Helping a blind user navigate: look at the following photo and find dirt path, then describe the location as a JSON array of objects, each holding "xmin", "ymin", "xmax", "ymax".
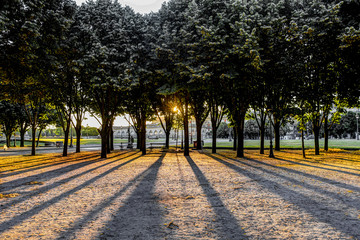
[{"xmin": 0, "ymin": 149, "xmax": 359, "ymax": 239}]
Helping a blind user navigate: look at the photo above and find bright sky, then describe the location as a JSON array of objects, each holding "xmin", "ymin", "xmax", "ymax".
[
  {"xmin": 75, "ymin": 0, "xmax": 168, "ymax": 14},
  {"xmin": 83, "ymin": 112, "xmax": 130, "ymax": 128}
]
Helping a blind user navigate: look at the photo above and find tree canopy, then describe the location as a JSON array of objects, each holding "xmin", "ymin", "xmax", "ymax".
[{"xmin": 1, "ymin": 0, "xmax": 359, "ymax": 158}]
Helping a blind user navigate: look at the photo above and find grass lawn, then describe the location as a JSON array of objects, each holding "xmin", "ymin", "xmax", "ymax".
[
  {"xmin": 4, "ymin": 138, "xmax": 359, "ymax": 150},
  {"xmin": 204, "ymin": 139, "xmax": 360, "ymax": 149}
]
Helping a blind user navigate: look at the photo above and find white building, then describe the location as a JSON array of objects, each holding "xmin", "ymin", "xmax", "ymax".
[{"xmin": 113, "ymin": 120, "xmax": 212, "ymax": 140}]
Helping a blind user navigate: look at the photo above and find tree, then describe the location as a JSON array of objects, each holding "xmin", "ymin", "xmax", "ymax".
[
  {"xmin": 209, "ymin": 97, "xmax": 225, "ymax": 153},
  {"xmin": 0, "ymin": 101, "xmax": 19, "ymax": 147},
  {"xmin": 337, "ymin": 0, "xmax": 360, "ymax": 107},
  {"xmin": 322, "ymin": 103, "xmax": 344, "ymax": 151},
  {"xmin": 36, "ymin": 107, "xmax": 57, "ymax": 147},
  {"xmin": 330, "ymin": 111, "xmax": 358, "ymax": 139},
  {"xmin": 293, "ymin": 0, "xmax": 343, "ymax": 155},
  {"xmin": 157, "ymin": 0, "xmax": 193, "ymax": 156},
  {"xmin": 77, "ymin": 0, "xmax": 130, "ymax": 158},
  {"xmin": 220, "ymin": 0, "xmax": 261, "ymax": 157},
  {"xmin": 254, "ymin": 0, "xmax": 297, "ymax": 152},
  {"xmin": 216, "ymin": 122, "xmax": 230, "ymax": 139},
  {"xmin": 154, "ymin": 94, "xmax": 176, "ymax": 149},
  {"xmin": 47, "ymin": 1, "xmax": 78, "ymax": 156},
  {"xmin": 250, "ymin": 109, "xmax": 267, "ymax": 154},
  {"xmin": 1, "ymin": 0, "xmax": 78, "ymax": 155},
  {"xmin": 18, "ymin": 104, "xmax": 31, "ymax": 147},
  {"xmin": 189, "ymin": 93, "xmax": 209, "ymax": 150}
]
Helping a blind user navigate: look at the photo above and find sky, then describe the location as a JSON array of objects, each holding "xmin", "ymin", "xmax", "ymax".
[
  {"xmin": 75, "ymin": 0, "xmax": 168, "ymax": 127},
  {"xmin": 75, "ymin": 0, "xmax": 168, "ymax": 14}
]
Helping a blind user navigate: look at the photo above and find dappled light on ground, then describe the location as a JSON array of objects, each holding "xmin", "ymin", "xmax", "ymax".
[{"xmin": 0, "ymin": 149, "xmax": 359, "ymax": 239}]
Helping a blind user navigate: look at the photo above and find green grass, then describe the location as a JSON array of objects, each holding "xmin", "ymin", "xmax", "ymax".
[
  {"xmin": 204, "ymin": 139, "xmax": 360, "ymax": 149},
  {"xmin": 3, "ymin": 138, "xmax": 359, "ymax": 149}
]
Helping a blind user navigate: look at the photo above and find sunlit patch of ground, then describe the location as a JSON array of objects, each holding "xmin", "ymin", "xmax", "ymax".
[{"xmin": 0, "ymin": 149, "xmax": 359, "ymax": 239}]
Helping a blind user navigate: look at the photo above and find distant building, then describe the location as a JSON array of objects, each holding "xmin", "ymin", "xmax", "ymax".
[{"xmin": 113, "ymin": 120, "xmax": 213, "ymax": 140}]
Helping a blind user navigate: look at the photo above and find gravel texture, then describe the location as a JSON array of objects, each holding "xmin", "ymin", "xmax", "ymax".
[{"xmin": 0, "ymin": 149, "xmax": 359, "ymax": 239}]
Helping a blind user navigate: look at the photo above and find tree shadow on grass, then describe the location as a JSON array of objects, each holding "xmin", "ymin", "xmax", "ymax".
[
  {"xmin": 206, "ymin": 153, "xmax": 360, "ymax": 239},
  {"xmin": 0, "ymin": 153, "xmax": 142, "ymax": 234},
  {"xmin": 0, "ymin": 151, "xmax": 138, "ymax": 193},
  {"xmin": 273, "ymin": 156, "xmax": 360, "ymax": 176},
  {"xmin": 57, "ymin": 152, "xmax": 166, "ymax": 240},
  {"xmin": 0, "ymin": 155, "xmax": 67, "ymax": 168},
  {"xmin": 0, "ymin": 152, "xmax": 100, "ymax": 178},
  {"xmin": 185, "ymin": 156, "xmax": 248, "ymax": 239}
]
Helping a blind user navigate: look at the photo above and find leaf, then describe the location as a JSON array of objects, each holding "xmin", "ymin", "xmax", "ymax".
[
  {"xmin": 0, "ymin": 193, "xmax": 20, "ymax": 199},
  {"xmin": 166, "ymin": 221, "xmax": 179, "ymax": 229},
  {"xmin": 24, "ymin": 181, "xmax": 44, "ymax": 185}
]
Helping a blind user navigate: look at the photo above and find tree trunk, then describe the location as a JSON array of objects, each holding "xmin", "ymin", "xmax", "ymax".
[
  {"xmin": 5, "ymin": 134, "xmax": 11, "ymax": 148},
  {"xmin": 110, "ymin": 127, "xmax": 114, "ymax": 151},
  {"xmin": 31, "ymin": 126, "xmax": 36, "ymax": 156},
  {"xmin": 313, "ymin": 125, "xmax": 320, "ymax": 155},
  {"xmin": 75, "ymin": 127, "xmax": 81, "ymax": 153},
  {"xmin": 36, "ymin": 128, "xmax": 43, "ymax": 147},
  {"xmin": 165, "ymin": 131, "xmax": 170, "ymax": 149},
  {"xmin": 20, "ymin": 127, "xmax": 26, "ymax": 147},
  {"xmin": 301, "ymin": 129, "xmax": 306, "ymax": 158},
  {"xmin": 260, "ymin": 124, "xmax": 265, "ymax": 154},
  {"xmin": 184, "ymin": 97, "xmax": 190, "ymax": 156},
  {"xmin": 195, "ymin": 118, "xmax": 202, "ymax": 150},
  {"xmin": 236, "ymin": 112, "xmax": 245, "ymax": 158},
  {"xmin": 212, "ymin": 125, "xmax": 217, "ymax": 154},
  {"xmin": 141, "ymin": 116, "xmax": 146, "ymax": 155},
  {"xmin": 107, "ymin": 131, "xmax": 111, "ymax": 154},
  {"xmin": 233, "ymin": 127, "xmax": 237, "ymax": 151},
  {"xmin": 274, "ymin": 119, "xmax": 281, "ymax": 151},
  {"xmin": 324, "ymin": 116, "xmax": 329, "ymax": 151},
  {"xmin": 136, "ymin": 131, "xmax": 140, "ymax": 149},
  {"xmin": 75, "ymin": 119, "xmax": 82, "ymax": 153},
  {"xmin": 99, "ymin": 121, "xmax": 109, "ymax": 158},
  {"xmin": 101, "ymin": 131, "xmax": 107, "ymax": 158},
  {"xmin": 63, "ymin": 120, "xmax": 70, "ymax": 157}
]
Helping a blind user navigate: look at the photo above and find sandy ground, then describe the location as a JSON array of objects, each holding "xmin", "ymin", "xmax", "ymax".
[{"xmin": 0, "ymin": 149, "xmax": 359, "ymax": 239}]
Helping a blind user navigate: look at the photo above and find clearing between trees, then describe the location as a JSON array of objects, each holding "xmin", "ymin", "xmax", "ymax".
[{"xmin": 0, "ymin": 149, "xmax": 359, "ymax": 239}]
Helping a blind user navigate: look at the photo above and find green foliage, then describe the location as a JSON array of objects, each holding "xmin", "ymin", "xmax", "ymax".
[
  {"xmin": 1, "ymin": 0, "xmax": 359, "ymax": 156},
  {"xmin": 330, "ymin": 111, "xmax": 359, "ymax": 138},
  {"xmin": 0, "ymin": 101, "xmax": 20, "ymax": 146}
]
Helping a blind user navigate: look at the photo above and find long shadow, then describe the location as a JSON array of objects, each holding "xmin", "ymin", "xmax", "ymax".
[
  {"xmin": 0, "ymin": 151, "xmax": 138, "ymax": 193},
  {"xmin": 176, "ymin": 154, "xmax": 187, "ymax": 194},
  {"xmin": 305, "ymin": 159, "xmax": 360, "ymax": 173},
  {"xmin": 273, "ymin": 157, "xmax": 360, "ymax": 176},
  {"xmin": 0, "ymin": 152, "xmax": 101, "ymax": 178},
  {"xmin": 227, "ymin": 156, "xmax": 360, "ymax": 210},
  {"xmin": 0, "ymin": 155, "xmax": 67, "ymax": 168},
  {"xmin": 0, "ymin": 150, "xmax": 130, "ymax": 171},
  {"xmin": 0, "ymin": 152, "xmax": 139, "ymax": 211},
  {"xmin": 218, "ymin": 153, "xmax": 360, "ymax": 193},
  {"xmin": 215, "ymin": 153, "xmax": 360, "ymax": 210},
  {"xmin": 280, "ymin": 150, "xmax": 360, "ymax": 163},
  {"xmin": 207, "ymin": 153, "xmax": 360, "ymax": 238},
  {"xmin": 325, "ymin": 156, "xmax": 360, "ymax": 165},
  {"xmin": 0, "ymin": 153, "xmax": 142, "ymax": 233},
  {"xmin": 185, "ymin": 156, "xmax": 248, "ymax": 239},
  {"xmin": 0, "ymin": 150, "xmax": 122, "ymax": 167},
  {"xmin": 1, "ymin": 150, "xmax": 131, "ymax": 177},
  {"xmin": 57, "ymin": 152, "xmax": 166, "ymax": 240},
  {"xmin": 251, "ymin": 151, "xmax": 360, "ymax": 173}
]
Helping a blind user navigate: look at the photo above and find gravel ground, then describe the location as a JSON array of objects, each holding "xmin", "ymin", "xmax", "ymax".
[{"xmin": 0, "ymin": 149, "xmax": 359, "ymax": 239}]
